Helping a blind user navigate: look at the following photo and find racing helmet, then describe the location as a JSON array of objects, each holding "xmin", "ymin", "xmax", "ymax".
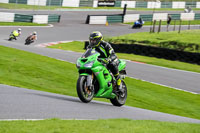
[
  {"xmin": 33, "ymin": 31, "xmax": 37, "ymax": 35},
  {"xmin": 89, "ymin": 31, "xmax": 103, "ymax": 47},
  {"xmin": 18, "ymin": 28, "xmax": 21, "ymax": 31}
]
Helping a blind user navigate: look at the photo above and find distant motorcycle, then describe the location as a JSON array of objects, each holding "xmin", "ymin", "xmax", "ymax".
[
  {"xmin": 132, "ymin": 20, "xmax": 144, "ymax": 29},
  {"xmin": 8, "ymin": 29, "xmax": 21, "ymax": 41},
  {"xmin": 8, "ymin": 33, "xmax": 15, "ymax": 41},
  {"xmin": 25, "ymin": 34, "xmax": 36, "ymax": 45},
  {"xmin": 8, "ymin": 32, "xmax": 18, "ymax": 41}
]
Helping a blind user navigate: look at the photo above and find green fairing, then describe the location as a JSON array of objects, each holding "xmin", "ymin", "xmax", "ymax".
[
  {"xmin": 77, "ymin": 48, "xmax": 126, "ymax": 99},
  {"xmin": 92, "ymin": 65, "xmax": 113, "ymax": 98},
  {"xmin": 118, "ymin": 59, "xmax": 126, "ymax": 71}
]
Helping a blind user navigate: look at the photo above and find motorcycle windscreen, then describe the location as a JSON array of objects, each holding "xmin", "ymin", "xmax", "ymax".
[{"xmin": 82, "ymin": 48, "xmax": 98, "ymax": 58}]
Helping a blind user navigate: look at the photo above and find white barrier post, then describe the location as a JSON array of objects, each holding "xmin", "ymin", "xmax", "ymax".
[
  {"xmin": 93, "ymin": 0, "xmax": 98, "ymax": 8},
  {"xmin": 0, "ymin": 12, "xmax": 15, "ymax": 22},
  {"xmin": 121, "ymin": 1, "xmax": 136, "ymax": 8},
  {"xmin": 0, "ymin": 0, "xmax": 9, "ymax": 3},
  {"xmin": 89, "ymin": 16, "xmax": 107, "ymax": 25},
  {"xmin": 33, "ymin": 15, "xmax": 48, "ymax": 24},
  {"xmin": 62, "ymin": 0, "xmax": 80, "ymax": 7},
  {"xmin": 123, "ymin": 14, "xmax": 139, "ymax": 23},
  {"xmin": 197, "ymin": 2, "xmax": 200, "ymax": 8}
]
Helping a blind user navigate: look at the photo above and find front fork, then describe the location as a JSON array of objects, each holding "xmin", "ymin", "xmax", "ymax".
[
  {"xmin": 86, "ymin": 75, "xmax": 92, "ymax": 87},
  {"xmin": 84, "ymin": 74, "xmax": 94, "ymax": 94}
]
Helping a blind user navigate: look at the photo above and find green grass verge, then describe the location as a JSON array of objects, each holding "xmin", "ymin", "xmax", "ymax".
[
  {"xmin": 0, "ymin": 22, "xmax": 47, "ymax": 26},
  {"xmin": 1, "ymin": 45, "xmax": 200, "ymax": 120},
  {"xmin": 125, "ymin": 20, "xmax": 200, "ymax": 26},
  {"xmin": 0, "ymin": 119, "xmax": 200, "ymax": 133},
  {"xmin": 105, "ymin": 30, "xmax": 200, "ymax": 53},
  {"xmin": 48, "ymin": 41, "xmax": 200, "ymax": 73}
]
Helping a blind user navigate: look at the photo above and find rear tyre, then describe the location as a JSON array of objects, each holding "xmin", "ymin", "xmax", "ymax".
[
  {"xmin": 110, "ymin": 80, "xmax": 127, "ymax": 106},
  {"xmin": 76, "ymin": 76, "xmax": 94, "ymax": 103}
]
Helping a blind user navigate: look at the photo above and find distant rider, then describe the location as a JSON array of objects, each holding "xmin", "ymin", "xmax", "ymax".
[
  {"xmin": 26, "ymin": 31, "xmax": 37, "ymax": 43},
  {"xmin": 10, "ymin": 28, "xmax": 22, "ymax": 40},
  {"xmin": 87, "ymin": 31, "xmax": 122, "ymax": 92},
  {"xmin": 132, "ymin": 18, "xmax": 144, "ymax": 28}
]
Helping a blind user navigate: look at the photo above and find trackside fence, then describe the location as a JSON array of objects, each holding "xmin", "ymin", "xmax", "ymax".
[
  {"xmin": 86, "ymin": 13, "xmax": 200, "ymax": 24},
  {"xmin": 1, "ymin": 0, "xmax": 200, "ymax": 9}
]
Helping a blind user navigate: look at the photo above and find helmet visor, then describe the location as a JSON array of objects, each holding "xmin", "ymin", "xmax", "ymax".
[{"xmin": 89, "ymin": 38, "xmax": 98, "ymax": 47}]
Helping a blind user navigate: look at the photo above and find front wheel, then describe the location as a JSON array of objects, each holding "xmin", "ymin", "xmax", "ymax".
[
  {"xmin": 76, "ymin": 76, "xmax": 94, "ymax": 103},
  {"xmin": 8, "ymin": 37, "xmax": 13, "ymax": 41},
  {"xmin": 110, "ymin": 80, "xmax": 127, "ymax": 106},
  {"xmin": 25, "ymin": 42, "xmax": 30, "ymax": 45}
]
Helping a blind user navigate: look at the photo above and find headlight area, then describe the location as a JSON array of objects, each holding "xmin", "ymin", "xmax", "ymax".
[
  {"xmin": 84, "ymin": 61, "xmax": 94, "ymax": 68},
  {"xmin": 76, "ymin": 60, "xmax": 81, "ymax": 68}
]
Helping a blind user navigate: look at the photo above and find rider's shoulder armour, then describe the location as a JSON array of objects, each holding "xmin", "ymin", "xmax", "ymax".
[{"xmin": 100, "ymin": 40, "xmax": 111, "ymax": 49}]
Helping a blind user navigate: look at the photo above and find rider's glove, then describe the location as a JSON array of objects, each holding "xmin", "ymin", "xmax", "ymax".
[
  {"xmin": 104, "ymin": 58, "xmax": 111, "ymax": 64},
  {"xmin": 98, "ymin": 58, "xmax": 111, "ymax": 64},
  {"xmin": 97, "ymin": 58, "xmax": 104, "ymax": 63}
]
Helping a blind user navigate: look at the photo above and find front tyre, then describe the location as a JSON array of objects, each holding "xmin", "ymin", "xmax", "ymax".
[
  {"xmin": 8, "ymin": 37, "xmax": 12, "ymax": 41},
  {"xmin": 76, "ymin": 76, "xmax": 94, "ymax": 103},
  {"xmin": 110, "ymin": 80, "xmax": 127, "ymax": 106}
]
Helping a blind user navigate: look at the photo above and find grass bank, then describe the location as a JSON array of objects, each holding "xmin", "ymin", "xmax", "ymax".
[
  {"xmin": 48, "ymin": 41, "xmax": 200, "ymax": 73},
  {"xmin": 0, "ymin": 119, "xmax": 200, "ymax": 133},
  {"xmin": 0, "ymin": 22, "xmax": 47, "ymax": 26},
  {"xmin": 105, "ymin": 30, "xmax": 200, "ymax": 53},
  {"xmin": 1, "ymin": 45, "xmax": 200, "ymax": 119}
]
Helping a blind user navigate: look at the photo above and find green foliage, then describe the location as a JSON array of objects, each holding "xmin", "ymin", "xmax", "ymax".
[{"xmin": 0, "ymin": 119, "xmax": 200, "ymax": 133}]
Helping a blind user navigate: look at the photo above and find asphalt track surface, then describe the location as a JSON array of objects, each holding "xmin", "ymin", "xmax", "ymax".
[
  {"xmin": 0, "ymin": 10, "xmax": 200, "ymax": 123},
  {"xmin": 1, "ymin": 84, "xmax": 200, "ymax": 123}
]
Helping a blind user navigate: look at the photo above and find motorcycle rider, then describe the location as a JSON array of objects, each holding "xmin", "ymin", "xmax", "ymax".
[
  {"xmin": 10, "ymin": 28, "xmax": 22, "ymax": 40},
  {"xmin": 26, "ymin": 31, "xmax": 37, "ymax": 43},
  {"xmin": 88, "ymin": 31, "xmax": 122, "ymax": 92}
]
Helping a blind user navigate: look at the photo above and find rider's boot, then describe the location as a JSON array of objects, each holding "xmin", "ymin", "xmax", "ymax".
[{"xmin": 114, "ymin": 73, "xmax": 123, "ymax": 92}]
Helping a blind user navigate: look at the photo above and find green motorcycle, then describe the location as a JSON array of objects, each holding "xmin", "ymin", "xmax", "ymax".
[{"xmin": 76, "ymin": 48, "xmax": 127, "ymax": 106}]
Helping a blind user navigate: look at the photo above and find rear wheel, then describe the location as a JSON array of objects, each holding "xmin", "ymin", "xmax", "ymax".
[
  {"xmin": 76, "ymin": 76, "xmax": 94, "ymax": 103},
  {"xmin": 110, "ymin": 80, "xmax": 127, "ymax": 106}
]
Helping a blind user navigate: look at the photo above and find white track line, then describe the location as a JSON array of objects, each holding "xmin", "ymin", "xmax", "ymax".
[
  {"xmin": 128, "ymin": 60, "xmax": 200, "ymax": 75},
  {"xmin": 128, "ymin": 76, "xmax": 198, "ymax": 94}
]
